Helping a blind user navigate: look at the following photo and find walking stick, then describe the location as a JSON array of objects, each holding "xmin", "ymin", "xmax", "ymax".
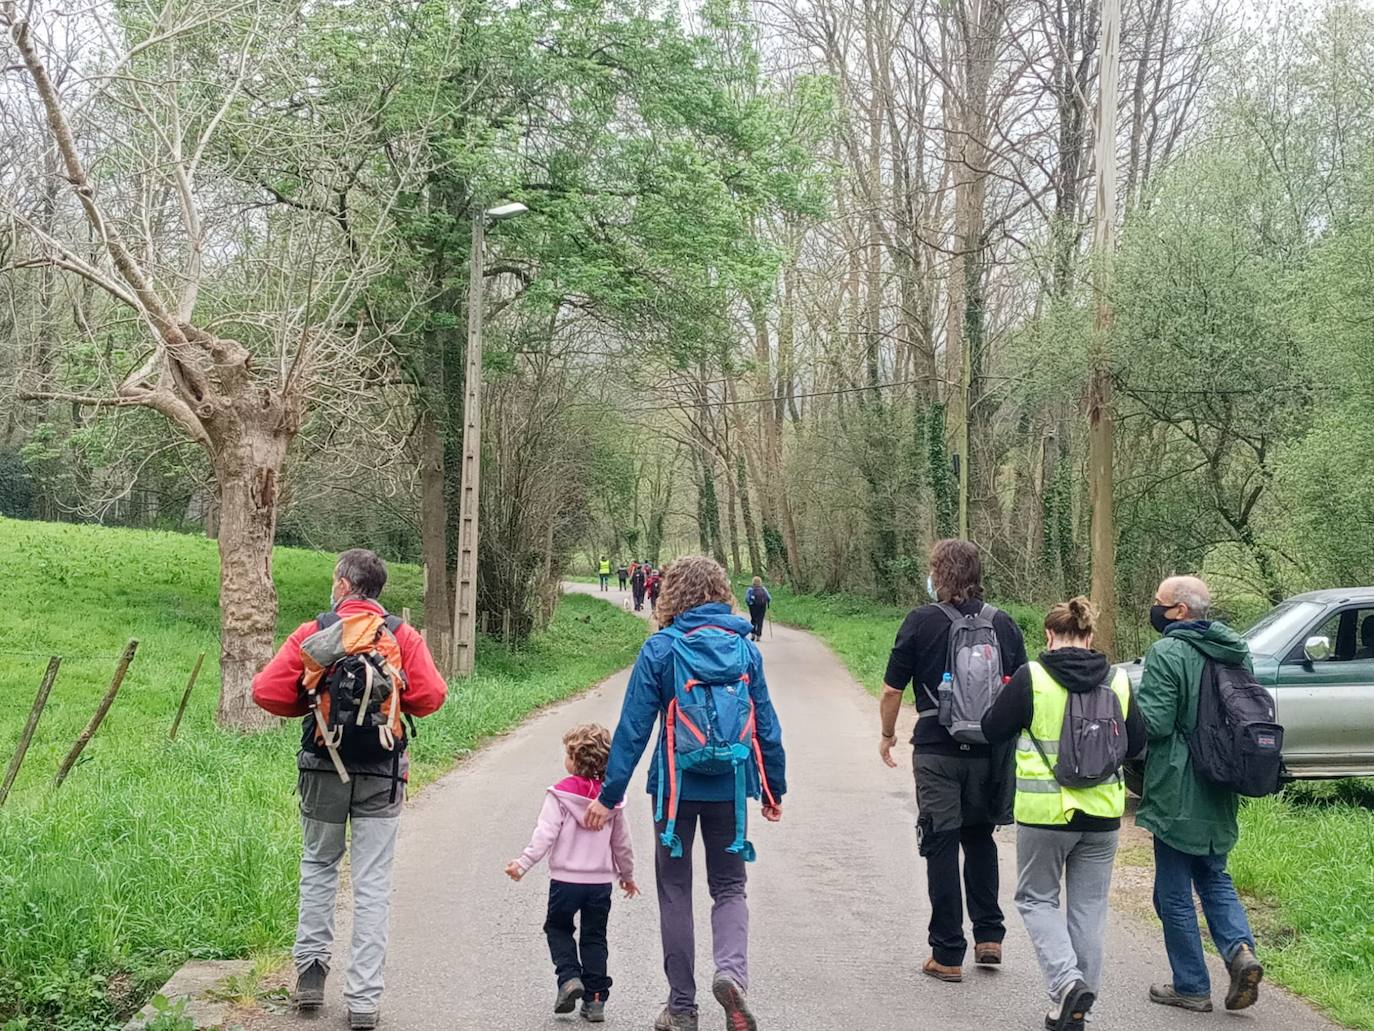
[{"xmin": 768, "ymin": 612, "xmax": 774, "ymax": 639}]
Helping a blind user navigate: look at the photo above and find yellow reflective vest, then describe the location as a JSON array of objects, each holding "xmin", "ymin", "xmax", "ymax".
[
  {"xmin": 599, "ymin": 559, "xmax": 611, "ymax": 575},
  {"xmin": 1014, "ymin": 661, "xmax": 1131, "ymax": 826}
]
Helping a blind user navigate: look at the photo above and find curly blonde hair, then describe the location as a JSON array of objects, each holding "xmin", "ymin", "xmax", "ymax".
[
  {"xmin": 563, "ymin": 723, "xmax": 611, "ymax": 780},
  {"xmin": 654, "ymin": 555, "xmax": 735, "ymax": 628}
]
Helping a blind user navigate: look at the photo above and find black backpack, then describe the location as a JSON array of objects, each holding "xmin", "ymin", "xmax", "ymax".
[
  {"xmin": 1031, "ymin": 671, "xmax": 1130, "ymax": 789},
  {"xmin": 1188, "ymin": 659, "xmax": 1284, "ymax": 797}
]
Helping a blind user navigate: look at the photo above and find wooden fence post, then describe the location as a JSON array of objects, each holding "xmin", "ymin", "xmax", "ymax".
[
  {"xmin": 168, "ymin": 652, "xmax": 205, "ymax": 741},
  {"xmin": 402, "ymin": 607, "xmax": 412, "ymax": 626},
  {"xmin": 54, "ymin": 639, "xmax": 138, "ymax": 788},
  {"xmin": 0, "ymin": 657, "xmax": 61, "ymax": 808},
  {"xmin": 502, "ymin": 610, "xmax": 512, "ymax": 647}
]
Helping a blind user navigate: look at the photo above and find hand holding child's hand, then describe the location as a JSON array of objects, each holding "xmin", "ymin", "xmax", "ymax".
[
  {"xmin": 505, "ymin": 861, "xmax": 524, "ymax": 882},
  {"xmin": 620, "ymin": 878, "xmax": 640, "ymax": 899}
]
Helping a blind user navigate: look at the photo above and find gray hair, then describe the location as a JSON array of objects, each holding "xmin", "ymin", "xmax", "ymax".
[
  {"xmin": 1161, "ymin": 575, "xmax": 1212, "ymax": 619},
  {"xmin": 335, "ymin": 549, "xmax": 387, "ymax": 599}
]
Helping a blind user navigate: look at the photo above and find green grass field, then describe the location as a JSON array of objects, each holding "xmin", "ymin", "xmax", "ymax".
[
  {"xmin": 760, "ymin": 582, "xmax": 1374, "ymax": 1030},
  {"xmin": 0, "ymin": 517, "xmax": 647, "ymax": 1031}
]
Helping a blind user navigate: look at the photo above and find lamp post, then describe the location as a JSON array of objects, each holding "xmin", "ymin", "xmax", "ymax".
[{"xmin": 451, "ymin": 200, "xmax": 529, "ymax": 676}]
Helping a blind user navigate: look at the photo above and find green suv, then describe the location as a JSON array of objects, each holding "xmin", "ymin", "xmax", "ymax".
[{"xmin": 1124, "ymin": 588, "xmax": 1374, "ymax": 782}]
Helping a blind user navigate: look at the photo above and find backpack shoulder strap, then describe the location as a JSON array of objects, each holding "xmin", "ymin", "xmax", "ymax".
[
  {"xmin": 935, "ymin": 602, "xmax": 965, "ymax": 624},
  {"xmin": 383, "ymin": 614, "xmax": 404, "ymax": 634},
  {"xmin": 316, "ymin": 611, "xmax": 341, "ymax": 630}
]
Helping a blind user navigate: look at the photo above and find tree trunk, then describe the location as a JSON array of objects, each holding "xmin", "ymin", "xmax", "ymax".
[
  {"xmin": 419, "ymin": 410, "xmax": 451, "ymax": 640},
  {"xmin": 212, "ymin": 420, "xmax": 291, "ymax": 730}
]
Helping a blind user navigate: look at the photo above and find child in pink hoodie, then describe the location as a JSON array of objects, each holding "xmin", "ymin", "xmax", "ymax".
[{"xmin": 506, "ymin": 723, "xmax": 637, "ymax": 1023}]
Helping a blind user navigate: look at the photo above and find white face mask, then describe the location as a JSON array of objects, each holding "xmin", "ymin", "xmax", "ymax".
[{"xmin": 926, "ymin": 574, "xmax": 937, "ymax": 601}]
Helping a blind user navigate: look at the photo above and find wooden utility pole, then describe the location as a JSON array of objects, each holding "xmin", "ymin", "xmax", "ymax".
[
  {"xmin": 1089, "ymin": 0, "xmax": 1122, "ymax": 657},
  {"xmin": 451, "ymin": 213, "xmax": 486, "ymax": 677}
]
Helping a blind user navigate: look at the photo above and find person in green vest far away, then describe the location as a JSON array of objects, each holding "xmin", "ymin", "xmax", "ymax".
[
  {"xmin": 981, "ymin": 597, "xmax": 1146, "ymax": 1031},
  {"xmin": 598, "ymin": 557, "xmax": 612, "ymax": 592},
  {"xmin": 1136, "ymin": 575, "xmax": 1266, "ymax": 1014}
]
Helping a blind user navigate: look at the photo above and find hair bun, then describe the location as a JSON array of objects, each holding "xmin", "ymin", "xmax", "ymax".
[{"xmin": 1068, "ymin": 596, "xmax": 1095, "ymax": 632}]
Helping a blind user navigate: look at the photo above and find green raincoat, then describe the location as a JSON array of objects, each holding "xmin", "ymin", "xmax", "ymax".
[{"xmin": 1135, "ymin": 621, "xmax": 1252, "ymax": 856}]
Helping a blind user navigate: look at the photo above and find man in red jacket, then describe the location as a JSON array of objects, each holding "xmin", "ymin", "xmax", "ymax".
[{"xmin": 253, "ymin": 549, "xmax": 447, "ymax": 1030}]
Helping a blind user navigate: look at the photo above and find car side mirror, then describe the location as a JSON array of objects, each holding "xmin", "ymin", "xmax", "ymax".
[{"xmin": 1303, "ymin": 635, "xmax": 1331, "ymax": 662}]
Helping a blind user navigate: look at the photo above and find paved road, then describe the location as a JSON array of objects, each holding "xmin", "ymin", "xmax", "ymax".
[{"xmin": 303, "ymin": 584, "xmax": 1336, "ymax": 1031}]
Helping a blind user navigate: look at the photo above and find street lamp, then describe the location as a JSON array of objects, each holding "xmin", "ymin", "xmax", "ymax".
[{"xmin": 451, "ymin": 200, "xmax": 529, "ymax": 677}]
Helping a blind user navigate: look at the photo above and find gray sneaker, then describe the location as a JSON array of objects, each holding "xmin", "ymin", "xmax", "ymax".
[
  {"xmin": 1149, "ymin": 983, "xmax": 1214, "ymax": 1013},
  {"xmin": 556, "ymin": 978, "xmax": 586, "ymax": 1015},
  {"xmin": 712, "ymin": 974, "xmax": 758, "ymax": 1031},
  {"xmin": 348, "ymin": 1010, "xmax": 379, "ymax": 1030},
  {"xmin": 654, "ymin": 1007, "xmax": 700, "ymax": 1031},
  {"xmin": 580, "ymin": 992, "xmax": 606, "ymax": 1023},
  {"xmin": 292, "ymin": 961, "xmax": 327, "ymax": 1011}
]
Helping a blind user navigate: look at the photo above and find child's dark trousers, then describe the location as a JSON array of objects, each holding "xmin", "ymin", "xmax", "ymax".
[{"xmin": 545, "ymin": 880, "xmax": 614, "ymax": 997}]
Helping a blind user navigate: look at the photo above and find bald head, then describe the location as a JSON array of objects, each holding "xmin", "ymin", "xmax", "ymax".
[{"xmin": 1157, "ymin": 575, "xmax": 1212, "ymax": 620}]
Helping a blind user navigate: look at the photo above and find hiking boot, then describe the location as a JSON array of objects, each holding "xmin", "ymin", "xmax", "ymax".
[
  {"xmin": 654, "ymin": 1008, "xmax": 699, "ymax": 1031},
  {"xmin": 348, "ymin": 1011, "xmax": 379, "ymax": 1030},
  {"xmin": 922, "ymin": 957, "xmax": 963, "ymax": 982},
  {"xmin": 580, "ymin": 992, "xmax": 606, "ymax": 1023},
  {"xmin": 712, "ymin": 975, "xmax": 757, "ymax": 1031},
  {"xmin": 292, "ymin": 961, "xmax": 327, "ymax": 1011},
  {"xmin": 1044, "ymin": 981, "xmax": 1095, "ymax": 1031},
  {"xmin": 974, "ymin": 942, "xmax": 1003, "ymax": 966},
  {"xmin": 1225, "ymin": 944, "xmax": 1264, "ymax": 1011},
  {"xmin": 1149, "ymin": 983, "xmax": 1213, "ymax": 1012},
  {"xmin": 556, "ymin": 978, "xmax": 586, "ymax": 1015}
]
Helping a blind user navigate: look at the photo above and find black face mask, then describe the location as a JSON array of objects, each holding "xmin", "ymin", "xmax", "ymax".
[{"xmin": 1150, "ymin": 603, "xmax": 1177, "ymax": 635}]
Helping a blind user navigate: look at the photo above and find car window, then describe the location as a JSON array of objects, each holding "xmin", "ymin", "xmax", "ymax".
[
  {"xmin": 1245, "ymin": 600, "xmax": 1323, "ymax": 658},
  {"xmin": 1300, "ymin": 607, "xmax": 1374, "ymax": 662}
]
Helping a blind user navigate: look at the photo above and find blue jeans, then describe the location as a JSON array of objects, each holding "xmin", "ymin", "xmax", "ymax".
[{"xmin": 1152, "ymin": 837, "xmax": 1256, "ymax": 996}]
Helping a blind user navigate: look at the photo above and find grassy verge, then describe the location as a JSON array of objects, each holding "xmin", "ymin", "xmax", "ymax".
[
  {"xmin": 0, "ymin": 518, "xmax": 646, "ymax": 1031},
  {"xmin": 752, "ymin": 580, "xmax": 1373, "ymax": 1028}
]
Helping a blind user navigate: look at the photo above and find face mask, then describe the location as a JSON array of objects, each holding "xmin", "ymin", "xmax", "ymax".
[
  {"xmin": 926, "ymin": 574, "xmax": 937, "ymax": 601},
  {"xmin": 1150, "ymin": 603, "xmax": 1176, "ymax": 634}
]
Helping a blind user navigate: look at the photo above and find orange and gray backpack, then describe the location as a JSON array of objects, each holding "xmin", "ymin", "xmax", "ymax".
[{"xmin": 299, "ymin": 609, "xmax": 412, "ymax": 799}]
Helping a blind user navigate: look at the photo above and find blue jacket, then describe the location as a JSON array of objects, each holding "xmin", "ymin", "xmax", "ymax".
[{"xmin": 599, "ymin": 603, "xmax": 787, "ymax": 808}]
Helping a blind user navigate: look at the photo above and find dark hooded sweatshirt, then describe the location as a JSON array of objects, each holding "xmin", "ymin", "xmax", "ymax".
[{"xmin": 981, "ymin": 647, "xmax": 1146, "ymax": 832}]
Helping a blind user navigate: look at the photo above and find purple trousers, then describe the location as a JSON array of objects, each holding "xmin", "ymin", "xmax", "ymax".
[{"xmin": 654, "ymin": 801, "xmax": 749, "ymax": 1013}]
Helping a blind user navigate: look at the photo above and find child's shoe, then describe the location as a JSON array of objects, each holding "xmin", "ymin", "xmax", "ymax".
[
  {"xmin": 580, "ymin": 993, "xmax": 605, "ymax": 1023},
  {"xmin": 555, "ymin": 978, "xmax": 585, "ymax": 1014}
]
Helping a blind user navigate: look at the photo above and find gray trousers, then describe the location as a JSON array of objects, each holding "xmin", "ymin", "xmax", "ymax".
[
  {"xmin": 294, "ymin": 770, "xmax": 404, "ymax": 1013},
  {"xmin": 654, "ymin": 801, "xmax": 749, "ymax": 1014},
  {"xmin": 1014, "ymin": 825, "xmax": 1119, "ymax": 1003}
]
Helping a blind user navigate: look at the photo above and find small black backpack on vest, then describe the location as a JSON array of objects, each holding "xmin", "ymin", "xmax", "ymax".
[{"xmin": 1188, "ymin": 659, "xmax": 1284, "ymax": 797}]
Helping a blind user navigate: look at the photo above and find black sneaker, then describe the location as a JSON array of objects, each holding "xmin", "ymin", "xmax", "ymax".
[
  {"xmin": 712, "ymin": 974, "xmax": 758, "ymax": 1031},
  {"xmin": 581, "ymin": 993, "xmax": 606, "ymax": 1023},
  {"xmin": 556, "ymin": 978, "xmax": 585, "ymax": 1015},
  {"xmin": 1045, "ymin": 981, "xmax": 1095, "ymax": 1031},
  {"xmin": 348, "ymin": 1010, "xmax": 379, "ymax": 1030},
  {"xmin": 1225, "ymin": 945, "xmax": 1264, "ymax": 1011},
  {"xmin": 292, "ymin": 961, "xmax": 327, "ymax": 1011}
]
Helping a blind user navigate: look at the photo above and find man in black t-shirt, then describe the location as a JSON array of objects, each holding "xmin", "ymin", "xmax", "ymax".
[{"xmin": 878, "ymin": 539, "xmax": 1027, "ymax": 983}]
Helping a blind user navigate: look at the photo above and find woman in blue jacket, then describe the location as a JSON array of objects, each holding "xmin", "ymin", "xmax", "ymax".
[{"xmin": 586, "ymin": 555, "xmax": 786, "ymax": 1031}]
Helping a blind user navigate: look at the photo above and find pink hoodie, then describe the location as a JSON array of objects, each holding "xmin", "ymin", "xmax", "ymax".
[{"xmin": 515, "ymin": 776, "xmax": 635, "ymax": 884}]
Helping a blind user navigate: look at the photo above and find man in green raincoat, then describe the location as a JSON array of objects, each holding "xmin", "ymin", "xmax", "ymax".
[{"xmin": 1136, "ymin": 575, "xmax": 1264, "ymax": 1016}]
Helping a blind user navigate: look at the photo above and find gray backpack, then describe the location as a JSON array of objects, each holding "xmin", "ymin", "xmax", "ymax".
[
  {"xmin": 937, "ymin": 603, "xmax": 1005, "ymax": 744},
  {"xmin": 1030, "ymin": 667, "xmax": 1129, "ymax": 789}
]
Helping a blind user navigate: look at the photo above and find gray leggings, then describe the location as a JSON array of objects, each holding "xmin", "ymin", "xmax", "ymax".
[{"xmin": 654, "ymin": 801, "xmax": 749, "ymax": 1013}]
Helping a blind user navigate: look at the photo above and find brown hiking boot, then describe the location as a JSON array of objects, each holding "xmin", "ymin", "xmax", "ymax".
[
  {"xmin": 974, "ymin": 942, "xmax": 1003, "ymax": 966},
  {"xmin": 922, "ymin": 957, "xmax": 963, "ymax": 982},
  {"xmin": 1149, "ymin": 983, "xmax": 1213, "ymax": 1012},
  {"xmin": 1225, "ymin": 945, "xmax": 1264, "ymax": 1011}
]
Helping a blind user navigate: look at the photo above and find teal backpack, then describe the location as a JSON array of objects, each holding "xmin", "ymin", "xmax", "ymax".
[{"xmin": 655, "ymin": 624, "xmax": 776, "ymax": 862}]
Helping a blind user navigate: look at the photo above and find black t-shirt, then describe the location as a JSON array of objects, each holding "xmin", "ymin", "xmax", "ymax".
[{"xmin": 883, "ymin": 599, "xmax": 1028, "ymax": 756}]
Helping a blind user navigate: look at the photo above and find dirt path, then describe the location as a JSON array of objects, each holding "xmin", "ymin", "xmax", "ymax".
[{"xmin": 281, "ymin": 584, "xmax": 1336, "ymax": 1030}]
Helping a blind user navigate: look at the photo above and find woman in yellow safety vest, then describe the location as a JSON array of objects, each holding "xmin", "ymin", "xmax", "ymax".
[{"xmin": 980, "ymin": 597, "xmax": 1145, "ymax": 1031}]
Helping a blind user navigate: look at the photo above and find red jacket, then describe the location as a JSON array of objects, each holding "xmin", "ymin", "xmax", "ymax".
[{"xmin": 251, "ymin": 599, "xmax": 448, "ymax": 719}]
